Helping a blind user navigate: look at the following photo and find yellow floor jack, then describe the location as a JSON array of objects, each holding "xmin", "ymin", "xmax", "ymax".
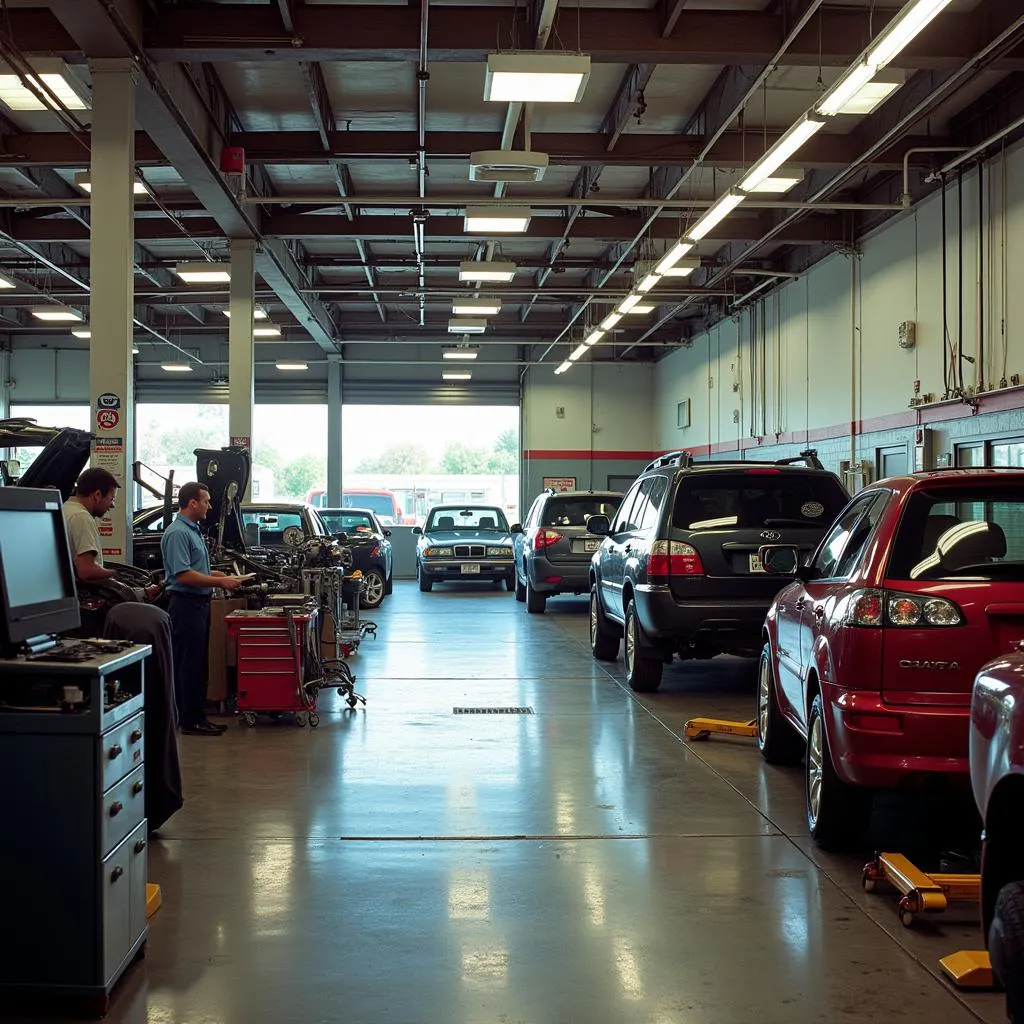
[
  {"xmin": 861, "ymin": 852, "xmax": 993, "ymax": 989},
  {"xmin": 684, "ymin": 717, "xmax": 758, "ymax": 742}
]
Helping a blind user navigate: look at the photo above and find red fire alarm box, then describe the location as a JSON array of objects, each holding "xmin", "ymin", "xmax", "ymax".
[{"xmin": 220, "ymin": 147, "xmax": 245, "ymax": 174}]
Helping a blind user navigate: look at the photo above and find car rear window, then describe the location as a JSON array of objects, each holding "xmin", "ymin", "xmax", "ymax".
[
  {"xmin": 542, "ymin": 496, "xmax": 621, "ymax": 527},
  {"xmin": 888, "ymin": 486, "xmax": 1024, "ymax": 581},
  {"xmin": 321, "ymin": 512, "xmax": 374, "ymax": 534},
  {"xmin": 671, "ymin": 471, "xmax": 849, "ymax": 530}
]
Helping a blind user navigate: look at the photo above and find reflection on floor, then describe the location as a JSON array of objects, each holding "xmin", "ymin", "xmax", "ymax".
[{"xmin": 19, "ymin": 582, "xmax": 1003, "ymax": 1023}]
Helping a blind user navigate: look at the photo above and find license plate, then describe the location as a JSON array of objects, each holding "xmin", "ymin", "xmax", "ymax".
[
  {"xmin": 461, "ymin": 563, "xmax": 480, "ymax": 574},
  {"xmin": 584, "ymin": 539, "xmax": 600, "ymax": 552},
  {"xmin": 749, "ymin": 554, "xmax": 765, "ymax": 573}
]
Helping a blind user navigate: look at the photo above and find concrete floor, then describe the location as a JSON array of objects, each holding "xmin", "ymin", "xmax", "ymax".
[{"xmin": 47, "ymin": 584, "xmax": 1010, "ymax": 1022}]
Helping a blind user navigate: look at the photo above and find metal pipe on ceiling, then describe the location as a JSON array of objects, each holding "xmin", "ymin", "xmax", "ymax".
[
  {"xmin": 901, "ymin": 146, "xmax": 969, "ymax": 206},
  {"xmin": 413, "ymin": 0, "xmax": 430, "ymax": 327},
  {"xmin": 926, "ymin": 111, "xmax": 1024, "ymax": 181}
]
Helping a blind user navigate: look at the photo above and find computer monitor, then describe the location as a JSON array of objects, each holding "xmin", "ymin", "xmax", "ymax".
[{"xmin": 0, "ymin": 487, "xmax": 80, "ymax": 656}]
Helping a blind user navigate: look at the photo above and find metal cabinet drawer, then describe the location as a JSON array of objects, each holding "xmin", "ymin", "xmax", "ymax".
[
  {"xmin": 101, "ymin": 711, "xmax": 145, "ymax": 792},
  {"xmin": 128, "ymin": 822, "xmax": 149, "ymax": 956},
  {"xmin": 102, "ymin": 763, "xmax": 145, "ymax": 857},
  {"xmin": 102, "ymin": 820, "xmax": 148, "ymax": 985}
]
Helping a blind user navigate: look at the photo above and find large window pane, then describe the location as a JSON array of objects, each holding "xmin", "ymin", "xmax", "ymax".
[
  {"xmin": 9, "ymin": 404, "xmax": 90, "ymax": 473},
  {"xmin": 252, "ymin": 404, "xmax": 327, "ymax": 501},
  {"xmin": 135, "ymin": 403, "xmax": 228, "ymax": 505}
]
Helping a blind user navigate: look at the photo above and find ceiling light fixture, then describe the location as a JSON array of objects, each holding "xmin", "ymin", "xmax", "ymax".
[
  {"xmin": 223, "ymin": 308, "xmax": 268, "ymax": 320},
  {"xmin": 442, "ymin": 370, "xmax": 473, "ymax": 381},
  {"xmin": 452, "ymin": 298, "xmax": 502, "ymax": 316},
  {"xmin": 688, "ymin": 191, "xmax": 745, "ymax": 241},
  {"xmin": 600, "ymin": 311, "xmax": 623, "ymax": 331},
  {"xmin": 443, "ymin": 347, "xmax": 480, "ymax": 360},
  {"xmin": 737, "ymin": 115, "xmax": 826, "ymax": 193},
  {"xmin": 616, "ymin": 294, "xmax": 645, "ymax": 314},
  {"xmin": 569, "ymin": 343, "xmax": 589, "ymax": 361},
  {"xmin": 175, "ymin": 262, "xmax": 231, "ymax": 283},
  {"xmin": 637, "ymin": 273, "xmax": 661, "ymax": 293},
  {"xmin": 458, "ymin": 260, "xmax": 516, "ymax": 282},
  {"xmin": 743, "ymin": 171, "xmax": 804, "ymax": 194},
  {"xmin": 464, "ymin": 206, "xmax": 531, "ymax": 233},
  {"xmin": 821, "ymin": 70, "xmax": 906, "ymax": 116},
  {"xmin": 132, "ymin": 346, "xmax": 139, "ymax": 355},
  {"xmin": 253, "ymin": 325, "xmax": 282, "ymax": 338},
  {"xmin": 160, "ymin": 361, "xmax": 193, "ymax": 373},
  {"xmin": 583, "ymin": 329, "xmax": 604, "ymax": 346},
  {"xmin": 0, "ymin": 271, "xmax": 15, "ymax": 289},
  {"xmin": 866, "ymin": 0, "xmax": 955, "ymax": 72},
  {"xmin": 74, "ymin": 171, "xmax": 150, "ymax": 196},
  {"xmin": 0, "ymin": 58, "xmax": 90, "ymax": 111},
  {"xmin": 31, "ymin": 305, "xmax": 83, "ymax": 322},
  {"xmin": 661, "ymin": 258, "xmax": 701, "ymax": 277},
  {"xmin": 70, "ymin": 327, "xmax": 90, "ymax": 338},
  {"xmin": 483, "ymin": 53, "xmax": 591, "ymax": 104},
  {"xmin": 554, "ymin": 360, "xmax": 571, "ymax": 375},
  {"xmin": 816, "ymin": 62, "xmax": 878, "ymax": 116},
  {"xmin": 448, "ymin": 318, "xmax": 488, "ymax": 334},
  {"xmin": 275, "ymin": 361, "xmax": 308, "ymax": 371},
  {"xmin": 654, "ymin": 240, "xmax": 694, "ymax": 276}
]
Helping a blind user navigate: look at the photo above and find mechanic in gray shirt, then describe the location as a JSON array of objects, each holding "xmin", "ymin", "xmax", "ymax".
[{"xmin": 62, "ymin": 467, "xmax": 120, "ymax": 583}]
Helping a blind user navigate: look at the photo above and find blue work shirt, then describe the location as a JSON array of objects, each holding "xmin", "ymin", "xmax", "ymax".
[{"xmin": 161, "ymin": 513, "xmax": 213, "ymax": 595}]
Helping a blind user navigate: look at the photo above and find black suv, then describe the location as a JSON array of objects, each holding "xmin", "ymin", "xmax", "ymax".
[{"xmin": 587, "ymin": 450, "xmax": 849, "ymax": 692}]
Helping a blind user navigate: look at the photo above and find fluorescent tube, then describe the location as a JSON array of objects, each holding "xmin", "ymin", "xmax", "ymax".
[{"xmin": 688, "ymin": 192, "xmax": 745, "ymax": 241}]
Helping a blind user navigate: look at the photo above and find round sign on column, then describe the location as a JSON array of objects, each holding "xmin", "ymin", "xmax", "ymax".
[{"xmin": 96, "ymin": 408, "xmax": 120, "ymax": 431}]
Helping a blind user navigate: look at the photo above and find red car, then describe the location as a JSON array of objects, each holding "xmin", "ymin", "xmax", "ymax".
[
  {"xmin": 970, "ymin": 650, "xmax": 1024, "ymax": 1021},
  {"xmin": 757, "ymin": 468, "xmax": 1024, "ymax": 849}
]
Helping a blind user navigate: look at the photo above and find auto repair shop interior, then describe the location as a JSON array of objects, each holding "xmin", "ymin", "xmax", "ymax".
[{"xmin": 2, "ymin": 0, "xmax": 1024, "ymax": 1021}]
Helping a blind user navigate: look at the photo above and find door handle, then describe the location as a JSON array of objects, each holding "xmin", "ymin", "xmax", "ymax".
[{"xmin": 794, "ymin": 598, "xmax": 806, "ymax": 611}]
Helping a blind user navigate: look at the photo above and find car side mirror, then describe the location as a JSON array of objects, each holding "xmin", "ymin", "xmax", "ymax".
[
  {"xmin": 412, "ymin": 526, "xmax": 422, "ymax": 535},
  {"xmin": 588, "ymin": 514, "xmax": 611, "ymax": 536},
  {"xmin": 383, "ymin": 529, "xmax": 392, "ymax": 537},
  {"xmin": 510, "ymin": 523, "xmax": 523, "ymax": 534},
  {"xmin": 758, "ymin": 544, "xmax": 803, "ymax": 576}
]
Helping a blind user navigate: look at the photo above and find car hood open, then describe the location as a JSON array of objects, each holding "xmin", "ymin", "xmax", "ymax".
[
  {"xmin": 195, "ymin": 446, "xmax": 249, "ymax": 552},
  {"xmin": 0, "ymin": 418, "xmax": 92, "ymax": 499}
]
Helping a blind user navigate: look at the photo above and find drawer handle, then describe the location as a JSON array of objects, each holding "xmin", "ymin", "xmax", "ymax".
[
  {"xmin": 129, "ymin": 729, "xmax": 143, "ymax": 743},
  {"xmin": 108, "ymin": 745, "xmax": 123, "ymax": 760},
  {"xmin": 134, "ymin": 839, "xmax": 147, "ymax": 855},
  {"xmin": 132, "ymin": 781, "xmax": 144, "ymax": 796},
  {"xmin": 110, "ymin": 866, "xmax": 123, "ymax": 883},
  {"xmin": 109, "ymin": 801, "xmax": 123, "ymax": 818}
]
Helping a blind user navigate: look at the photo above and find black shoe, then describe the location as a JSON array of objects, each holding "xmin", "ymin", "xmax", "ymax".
[
  {"xmin": 181, "ymin": 721, "xmax": 223, "ymax": 736},
  {"xmin": 206, "ymin": 720, "xmax": 229, "ymax": 732}
]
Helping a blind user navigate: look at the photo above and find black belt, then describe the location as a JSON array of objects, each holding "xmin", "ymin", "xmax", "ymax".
[{"xmin": 168, "ymin": 591, "xmax": 212, "ymax": 603}]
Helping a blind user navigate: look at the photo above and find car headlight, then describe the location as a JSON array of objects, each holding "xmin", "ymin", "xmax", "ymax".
[
  {"xmin": 486, "ymin": 546, "xmax": 511, "ymax": 557},
  {"xmin": 424, "ymin": 546, "xmax": 453, "ymax": 557}
]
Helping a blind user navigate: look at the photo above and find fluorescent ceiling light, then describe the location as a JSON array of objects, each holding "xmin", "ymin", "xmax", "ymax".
[
  {"xmin": 253, "ymin": 325, "xmax": 282, "ymax": 337},
  {"xmin": 737, "ymin": 115, "xmax": 825, "ymax": 193},
  {"xmin": 621, "ymin": 302, "xmax": 655, "ymax": 314},
  {"xmin": 0, "ymin": 271, "xmax": 14, "ymax": 289},
  {"xmin": 583, "ymin": 329, "xmax": 604, "ymax": 347},
  {"xmin": 448, "ymin": 318, "xmax": 488, "ymax": 334},
  {"xmin": 655, "ymin": 241, "xmax": 694, "ymax": 276},
  {"xmin": 70, "ymin": 327, "xmax": 90, "ymax": 338},
  {"xmin": 554, "ymin": 360, "xmax": 571, "ymax": 375},
  {"xmin": 637, "ymin": 273, "xmax": 661, "ymax": 293},
  {"xmin": 31, "ymin": 305, "xmax": 82, "ymax": 322},
  {"xmin": 600, "ymin": 312, "xmax": 623, "ymax": 331},
  {"xmin": 223, "ymin": 308, "xmax": 268, "ymax": 319},
  {"xmin": 74, "ymin": 171, "xmax": 150, "ymax": 196},
  {"xmin": 132, "ymin": 347, "xmax": 139, "ymax": 355},
  {"xmin": 443, "ymin": 347, "xmax": 479, "ymax": 360},
  {"xmin": 458, "ymin": 261, "xmax": 516, "ymax": 283},
  {"xmin": 275, "ymin": 361, "xmax": 308, "ymax": 371},
  {"xmin": 821, "ymin": 72, "xmax": 906, "ymax": 116},
  {"xmin": 617, "ymin": 293, "xmax": 654, "ymax": 315},
  {"xmin": 744, "ymin": 172, "xmax": 804, "ymax": 194},
  {"xmin": 816, "ymin": 62, "xmax": 877, "ymax": 116},
  {"xmin": 0, "ymin": 59, "xmax": 90, "ymax": 111},
  {"xmin": 688, "ymin": 191, "xmax": 745, "ymax": 241},
  {"xmin": 464, "ymin": 206, "xmax": 531, "ymax": 233},
  {"xmin": 442, "ymin": 371, "xmax": 472, "ymax": 381},
  {"xmin": 175, "ymin": 262, "xmax": 231, "ymax": 283},
  {"xmin": 160, "ymin": 361, "xmax": 193, "ymax": 373},
  {"xmin": 452, "ymin": 298, "xmax": 501, "ymax": 316},
  {"xmin": 483, "ymin": 53, "xmax": 591, "ymax": 104},
  {"xmin": 661, "ymin": 258, "xmax": 700, "ymax": 277},
  {"xmin": 569, "ymin": 343, "xmax": 589, "ymax": 361},
  {"xmin": 866, "ymin": 0, "xmax": 955, "ymax": 72}
]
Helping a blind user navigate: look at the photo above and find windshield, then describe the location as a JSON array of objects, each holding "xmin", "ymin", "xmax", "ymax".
[
  {"xmin": 542, "ymin": 495, "xmax": 621, "ymax": 527},
  {"xmin": 241, "ymin": 509, "xmax": 307, "ymax": 546},
  {"xmin": 427, "ymin": 507, "xmax": 508, "ymax": 532},
  {"xmin": 888, "ymin": 486, "xmax": 1024, "ymax": 581},
  {"xmin": 672, "ymin": 472, "xmax": 848, "ymax": 530},
  {"xmin": 320, "ymin": 511, "xmax": 376, "ymax": 534}
]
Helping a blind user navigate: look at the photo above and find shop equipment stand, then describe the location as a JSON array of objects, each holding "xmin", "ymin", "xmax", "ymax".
[
  {"xmin": 862, "ymin": 852, "xmax": 981, "ymax": 927},
  {"xmin": 0, "ymin": 643, "xmax": 151, "ymax": 1017},
  {"xmin": 684, "ymin": 717, "xmax": 757, "ymax": 741},
  {"xmin": 307, "ymin": 567, "xmax": 366, "ymax": 709}
]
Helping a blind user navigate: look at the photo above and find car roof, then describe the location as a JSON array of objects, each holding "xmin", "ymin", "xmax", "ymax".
[
  {"xmin": 538, "ymin": 489, "xmax": 621, "ymax": 498},
  {"xmin": 873, "ymin": 468, "xmax": 1024, "ymax": 490},
  {"xmin": 319, "ymin": 507, "xmax": 377, "ymax": 516},
  {"xmin": 427, "ymin": 504, "xmax": 504, "ymax": 512},
  {"xmin": 241, "ymin": 501, "xmax": 315, "ymax": 511}
]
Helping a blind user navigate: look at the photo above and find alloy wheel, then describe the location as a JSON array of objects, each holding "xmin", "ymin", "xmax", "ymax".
[
  {"xmin": 807, "ymin": 716, "xmax": 824, "ymax": 826},
  {"xmin": 361, "ymin": 570, "xmax": 385, "ymax": 607},
  {"xmin": 757, "ymin": 658, "xmax": 770, "ymax": 743},
  {"xmin": 589, "ymin": 596, "xmax": 598, "ymax": 647},
  {"xmin": 625, "ymin": 612, "xmax": 636, "ymax": 676}
]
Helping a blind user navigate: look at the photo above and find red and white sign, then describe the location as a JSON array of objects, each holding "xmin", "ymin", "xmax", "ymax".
[{"xmin": 96, "ymin": 409, "xmax": 119, "ymax": 431}]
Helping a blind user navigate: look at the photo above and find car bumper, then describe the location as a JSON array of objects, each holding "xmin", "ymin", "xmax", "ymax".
[
  {"xmin": 631, "ymin": 585, "xmax": 770, "ymax": 647},
  {"xmin": 823, "ymin": 685, "xmax": 970, "ymax": 788},
  {"xmin": 527, "ymin": 556, "xmax": 592, "ymax": 595},
  {"xmin": 422, "ymin": 559, "xmax": 513, "ymax": 582}
]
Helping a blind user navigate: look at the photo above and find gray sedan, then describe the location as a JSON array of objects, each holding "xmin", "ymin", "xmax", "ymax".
[{"xmin": 413, "ymin": 505, "xmax": 520, "ymax": 592}]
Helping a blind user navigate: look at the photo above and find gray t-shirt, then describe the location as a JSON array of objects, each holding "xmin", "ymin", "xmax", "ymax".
[{"xmin": 63, "ymin": 499, "xmax": 104, "ymax": 569}]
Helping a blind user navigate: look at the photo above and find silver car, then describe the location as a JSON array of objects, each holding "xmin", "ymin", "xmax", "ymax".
[{"xmin": 413, "ymin": 505, "xmax": 520, "ymax": 592}]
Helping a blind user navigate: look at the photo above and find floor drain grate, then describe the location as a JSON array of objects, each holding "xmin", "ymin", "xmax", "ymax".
[{"xmin": 453, "ymin": 707, "xmax": 534, "ymax": 715}]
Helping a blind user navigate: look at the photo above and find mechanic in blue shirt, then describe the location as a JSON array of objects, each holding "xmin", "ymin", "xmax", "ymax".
[{"xmin": 161, "ymin": 481, "xmax": 246, "ymax": 736}]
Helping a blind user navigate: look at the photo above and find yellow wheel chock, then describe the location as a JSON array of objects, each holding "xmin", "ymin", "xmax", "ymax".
[
  {"xmin": 146, "ymin": 882, "xmax": 162, "ymax": 918},
  {"xmin": 862, "ymin": 852, "xmax": 980, "ymax": 928},
  {"xmin": 684, "ymin": 717, "xmax": 758, "ymax": 742},
  {"xmin": 939, "ymin": 949, "xmax": 993, "ymax": 989}
]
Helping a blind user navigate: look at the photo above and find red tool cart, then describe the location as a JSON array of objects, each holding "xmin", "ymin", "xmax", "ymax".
[{"xmin": 225, "ymin": 609, "xmax": 321, "ymax": 727}]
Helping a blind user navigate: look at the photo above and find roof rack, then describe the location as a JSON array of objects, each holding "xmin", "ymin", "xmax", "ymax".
[
  {"xmin": 775, "ymin": 448, "xmax": 825, "ymax": 471},
  {"xmin": 643, "ymin": 450, "xmax": 694, "ymax": 473}
]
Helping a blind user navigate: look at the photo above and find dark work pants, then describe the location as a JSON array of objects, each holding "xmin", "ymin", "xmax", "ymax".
[{"xmin": 168, "ymin": 593, "xmax": 211, "ymax": 728}]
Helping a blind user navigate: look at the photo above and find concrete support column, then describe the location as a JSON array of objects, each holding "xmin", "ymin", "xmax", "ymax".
[
  {"xmin": 327, "ymin": 356, "xmax": 342, "ymax": 506},
  {"xmin": 228, "ymin": 239, "xmax": 256, "ymax": 500},
  {"xmin": 88, "ymin": 58, "xmax": 138, "ymax": 563}
]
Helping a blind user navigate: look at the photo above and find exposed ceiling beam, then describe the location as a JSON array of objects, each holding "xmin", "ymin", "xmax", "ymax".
[
  {"xmin": 661, "ymin": 0, "xmax": 689, "ymax": 38},
  {"xmin": 139, "ymin": 3, "xmax": 1024, "ymax": 70},
  {"xmin": 274, "ymin": 0, "xmax": 296, "ymax": 35}
]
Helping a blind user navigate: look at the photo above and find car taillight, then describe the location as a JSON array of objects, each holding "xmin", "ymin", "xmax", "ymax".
[
  {"xmin": 370, "ymin": 545, "xmax": 380, "ymax": 557},
  {"xmin": 534, "ymin": 529, "xmax": 562, "ymax": 551},
  {"xmin": 844, "ymin": 588, "xmax": 963, "ymax": 627},
  {"xmin": 648, "ymin": 540, "xmax": 704, "ymax": 581}
]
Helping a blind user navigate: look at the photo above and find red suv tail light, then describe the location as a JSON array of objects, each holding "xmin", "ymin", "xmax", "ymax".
[
  {"xmin": 533, "ymin": 529, "xmax": 562, "ymax": 551},
  {"xmin": 844, "ymin": 588, "xmax": 963, "ymax": 627},
  {"xmin": 648, "ymin": 540, "xmax": 705, "ymax": 581}
]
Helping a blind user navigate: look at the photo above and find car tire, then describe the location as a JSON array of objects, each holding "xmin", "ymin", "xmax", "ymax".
[
  {"xmin": 756, "ymin": 643, "xmax": 804, "ymax": 765},
  {"xmin": 526, "ymin": 581, "xmax": 546, "ymax": 613},
  {"xmin": 515, "ymin": 568, "xmax": 526, "ymax": 602},
  {"xmin": 590, "ymin": 588, "xmax": 619, "ymax": 661},
  {"xmin": 624, "ymin": 599, "xmax": 662, "ymax": 692},
  {"xmin": 505, "ymin": 572, "xmax": 516, "ymax": 592},
  {"xmin": 990, "ymin": 881, "xmax": 1024, "ymax": 1024},
  {"xmin": 805, "ymin": 693, "xmax": 871, "ymax": 850},
  {"xmin": 360, "ymin": 569, "xmax": 386, "ymax": 609},
  {"xmin": 417, "ymin": 562, "xmax": 433, "ymax": 592}
]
